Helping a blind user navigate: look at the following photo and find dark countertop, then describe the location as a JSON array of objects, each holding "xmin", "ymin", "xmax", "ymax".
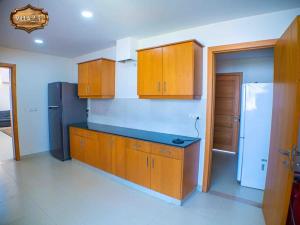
[{"xmin": 69, "ymin": 122, "xmax": 200, "ymax": 148}]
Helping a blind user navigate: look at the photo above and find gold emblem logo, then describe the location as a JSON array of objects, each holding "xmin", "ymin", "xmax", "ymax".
[{"xmin": 10, "ymin": 4, "xmax": 49, "ymax": 33}]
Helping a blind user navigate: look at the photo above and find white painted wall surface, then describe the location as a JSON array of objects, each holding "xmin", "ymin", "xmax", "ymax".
[
  {"xmin": 0, "ymin": 47, "xmax": 73, "ymax": 156},
  {"xmin": 216, "ymin": 54, "xmax": 274, "ymax": 83},
  {"xmin": 73, "ymin": 8, "xmax": 300, "ymax": 188},
  {"xmin": 0, "ymin": 68, "xmax": 11, "ymax": 111}
]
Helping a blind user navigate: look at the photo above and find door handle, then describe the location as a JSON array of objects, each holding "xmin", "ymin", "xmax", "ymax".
[
  {"xmin": 232, "ymin": 116, "xmax": 240, "ymax": 122},
  {"xmin": 278, "ymin": 149, "xmax": 290, "ymax": 157}
]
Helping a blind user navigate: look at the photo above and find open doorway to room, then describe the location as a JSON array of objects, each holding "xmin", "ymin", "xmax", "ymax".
[
  {"xmin": 0, "ymin": 63, "xmax": 20, "ymax": 161},
  {"xmin": 202, "ymin": 40, "xmax": 276, "ymax": 207},
  {"xmin": 209, "ymin": 47, "xmax": 275, "ymax": 206},
  {"xmin": 0, "ymin": 67, "xmax": 13, "ymax": 161}
]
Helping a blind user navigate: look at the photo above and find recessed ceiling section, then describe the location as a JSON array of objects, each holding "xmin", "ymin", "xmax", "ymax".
[{"xmin": 0, "ymin": 0, "xmax": 299, "ymax": 57}]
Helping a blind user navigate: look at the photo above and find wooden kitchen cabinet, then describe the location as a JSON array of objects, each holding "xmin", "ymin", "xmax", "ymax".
[
  {"xmin": 70, "ymin": 128, "xmax": 86, "ymax": 162},
  {"xmin": 97, "ymin": 133, "xmax": 113, "ymax": 173},
  {"xmin": 78, "ymin": 58, "xmax": 115, "ymax": 99},
  {"xmin": 137, "ymin": 47, "xmax": 163, "ymax": 96},
  {"xmin": 150, "ymin": 154, "xmax": 182, "ymax": 199},
  {"xmin": 125, "ymin": 145, "xmax": 151, "ymax": 188},
  {"xmin": 137, "ymin": 40, "xmax": 203, "ymax": 99},
  {"xmin": 111, "ymin": 136, "xmax": 126, "ymax": 178},
  {"xmin": 69, "ymin": 126, "xmax": 200, "ymax": 201}
]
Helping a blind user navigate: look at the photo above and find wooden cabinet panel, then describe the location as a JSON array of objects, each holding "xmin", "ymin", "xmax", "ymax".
[
  {"xmin": 78, "ymin": 58, "xmax": 115, "ymax": 98},
  {"xmin": 126, "ymin": 148, "xmax": 150, "ymax": 188},
  {"xmin": 163, "ymin": 42, "xmax": 194, "ymax": 96},
  {"xmin": 126, "ymin": 138, "xmax": 151, "ymax": 153},
  {"xmin": 138, "ymin": 48, "xmax": 163, "ymax": 96},
  {"xmin": 99, "ymin": 60, "xmax": 115, "ymax": 97},
  {"xmin": 151, "ymin": 143, "xmax": 183, "ymax": 160},
  {"xmin": 84, "ymin": 131, "xmax": 99, "ymax": 167},
  {"xmin": 70, "ymin": 128, "xmax": 86, "ymax": 162},
  {"xmin": 112, "ymin": 136, "xmax": 126, "ymax": 178},
  {"xmin": 78, "ymin": 63, "xmax": 89, "ymax": 96},
  {"xmin": 150, "ymin": 154, "xmax": 182, "ymax": 199},
  {"xmin": 88, "ymin": 60, "xmax": 101, "ymax": 96},
  {"xmin": 97, "ymin": 133, "xmax": 113, "ymax": 173}
]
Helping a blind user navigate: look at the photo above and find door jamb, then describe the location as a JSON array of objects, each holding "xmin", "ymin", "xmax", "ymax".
[
  {"xmin": 0, "ymin": 63, "xmax": 20, "ymax": 161},
  {"xmin": 202, "ymin": 39, "xmax": 277, "ymax": 192}
]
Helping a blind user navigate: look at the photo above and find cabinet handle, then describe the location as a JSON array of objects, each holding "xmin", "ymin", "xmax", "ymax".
[
  {"xmin": 163, "ymin": 81, "xmax": 167, "ymax": 93},
  {"xmin": 152, "ymin": 159, "xmax": 154, "ymax": 169},
  {"xmin": 160, "ymin": 149, "xmax": 171, "ymax": 155},
  {"xmin": 157, "ymin": 82, "xmax": 161, "ymax": 92},
  {"xmin": 147, "ymin": 156, "xmax": 149, "ymax": 167}
]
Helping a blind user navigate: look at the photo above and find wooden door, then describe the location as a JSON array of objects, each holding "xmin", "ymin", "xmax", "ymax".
[
  {"xmin": 263, "ymin": 17, "xmax": 300, "ymax": 225},
  {"xmin": 138, "ymin": 48, "xmax": 163, "ymax": 96},
  {"xmin": 162, "ymin": 42, "xmax": 194, "ymax": 96},
  {"xmin": 112, "ymin": 136, "xmax": 126, "ymax": 178},
  {"xmin": 78, "ymin": 63, "xmax": 89, "ymax": 96},
  {"xmin": 88, "ymin": 60, "xmax": 101, "ymax": 96},
  {"xmin": 97, "ymin": 133, "xmax": 113, "ymax": 173},
  {"xmin": 213, "ymin": 73, "xmax": 241, "ymax": 153},
  {"xmin": 150, "ymin": 154, "xmax": 182, "ymax": 199},
  {"xmin": 126, "ymin": 148, "xmax": 150, "ymax": 188}
]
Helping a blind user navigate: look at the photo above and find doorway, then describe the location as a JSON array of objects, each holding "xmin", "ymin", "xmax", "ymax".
[
  {"xmin": 0, "ymin": 67, "xmax": 13, "ymax": 160},
  {"xmin": 201, "ymin": 40, "xmax": 277, "ymax": 204},
  {"xmin": 0, "ymin": 63, "xmax": 20, "ymax": 161},
  {"xmin": 209, "ymin": 48, "xmax": 274, "ymax": 205}
]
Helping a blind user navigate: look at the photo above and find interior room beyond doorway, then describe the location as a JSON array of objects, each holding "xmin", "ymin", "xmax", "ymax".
[
  {"xmin": 210, "ymin": 48, "xmax": 274, "ymax": 206},
  {"xmin": 0, "ymin": 67, "xmax": 13, "ymax": 161}
]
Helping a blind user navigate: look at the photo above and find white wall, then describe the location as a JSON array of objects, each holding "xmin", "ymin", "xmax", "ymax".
[
  {"xmin": 0, "ymin": 68, "xmax": 11, "ymax": 111},
  {"xmin": 73, "ymin": 8, "xmax": 300, "ymax": 188},
  {"xmin": 0, "ymin": 47, "xmax": 73, "ymax": 156},
  {"xmin": 216, "ymin": 51, "xmax": 274, "ymax": 83}
]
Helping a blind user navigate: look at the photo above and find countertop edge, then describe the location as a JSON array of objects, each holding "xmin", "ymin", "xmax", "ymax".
[{"xmin": 69, "ymin": 123, "xmax": 201, "ymax": 148}]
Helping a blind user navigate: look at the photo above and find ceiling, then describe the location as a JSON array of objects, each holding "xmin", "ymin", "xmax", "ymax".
[{"xmin": 0, "ymin": 0, "xmax": 299, "ymax": 58}]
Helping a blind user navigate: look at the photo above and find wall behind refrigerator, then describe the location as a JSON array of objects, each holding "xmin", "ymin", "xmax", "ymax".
[{"xmin": 216, "ymin": 48, "xmax": 274, "ymax": 83}]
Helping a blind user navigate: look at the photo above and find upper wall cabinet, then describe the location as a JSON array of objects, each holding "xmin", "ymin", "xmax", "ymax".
[
  {"xmin": 78, "ymin": 58, "xmax": 115, "ymax": 98},
  {"xmin": 137, "ymin": 40, "xmax": 203, "ymax": 99}
]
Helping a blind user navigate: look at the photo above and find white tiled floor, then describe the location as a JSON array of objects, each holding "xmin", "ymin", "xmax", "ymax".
[
  {"xmin": 210, "ymin": 150, "xmax": 264, "ymax": 203},
  {"xmin": 0, "ymin": 130, "xmax": 13, "ymax": 161},
  {"xmin": 0, "ymin": 152, "xmax": 265, "ymax": 225}
]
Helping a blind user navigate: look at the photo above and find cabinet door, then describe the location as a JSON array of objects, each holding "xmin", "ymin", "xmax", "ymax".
[
  {"xmin": 97, "ymin": 133, "xmax": 113, "ymax": 173},
  {"xmin": 150, "ymin": 154, "xmax": 182, "ymax": 199},
  {"xmin": 84, "ymin": 132, "xmax": 99, "ymax": 167},
  {"xmin": 138, "ymin": 48, "xmax": 163, "ymax": 96},
  {"xmin": 126, "ymin": 148, "xmax": 150, "ymax": 188},
  {"xmin": 163, "ymin": 42, "xmax": 194, "ymax": 96},
  {"xmin": 112, "ymin": 136, "xmax": 126, "ymax": 178},
  {"xmin": 70, "ymin": 131, "xmax": 85, "ymax": 162},
  {"xmin": 88, "ymin": 60, "xmax": 102, "ymax": 96},
  {"xmin": 78, "ymin": 63, "xmax": 89, "ymax": 96},
  {"xmin": 99, "ymin": 60, "xmax": 115, "ymax": 97}
]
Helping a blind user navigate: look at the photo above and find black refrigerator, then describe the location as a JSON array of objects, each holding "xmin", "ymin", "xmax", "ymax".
[{"xmin": 48, "ymin": 82, "xmax": 87, "ymax": 161}]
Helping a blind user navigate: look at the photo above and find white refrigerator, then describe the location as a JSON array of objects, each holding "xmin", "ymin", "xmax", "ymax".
[{"xmin": 237, "ymin": 83, "xmax": 273, "ymax": 190}]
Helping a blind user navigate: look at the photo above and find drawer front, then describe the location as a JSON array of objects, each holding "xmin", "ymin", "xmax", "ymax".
[
  {"xmin": 151, "ymin": 143, "xmax": 183, "ymax": 160},
  {"xmin": 70, "ymin": 127, "xmax": 98, "ymax": 139},
  {"xmin": 126, "ymin": 138, "xmax": 151, "ymax": 153}
]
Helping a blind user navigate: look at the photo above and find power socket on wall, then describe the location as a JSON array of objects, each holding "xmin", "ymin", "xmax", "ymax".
[{"xmin": 188, "ymin": 114, "xmax": 200, "ymax": 119}]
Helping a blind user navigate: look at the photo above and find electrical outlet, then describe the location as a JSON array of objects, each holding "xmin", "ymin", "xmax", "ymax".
[{"xmin": 189, "ymin": 114, "xmax": 200, "ymax": 119}]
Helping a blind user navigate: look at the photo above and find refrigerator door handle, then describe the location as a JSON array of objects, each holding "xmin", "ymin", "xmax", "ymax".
[{"xmin": 48, "ymin": 106, "xmax": 60, "ymax": 109}]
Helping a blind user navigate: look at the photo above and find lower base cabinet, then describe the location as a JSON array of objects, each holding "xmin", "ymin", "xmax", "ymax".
[
  {"xmin": 70, "ymin": 127, "xmax": 200, "ymax": 200},
  {"xmin": 150, "ymin": 154, "xmax": 182, "ymax": 199}
]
